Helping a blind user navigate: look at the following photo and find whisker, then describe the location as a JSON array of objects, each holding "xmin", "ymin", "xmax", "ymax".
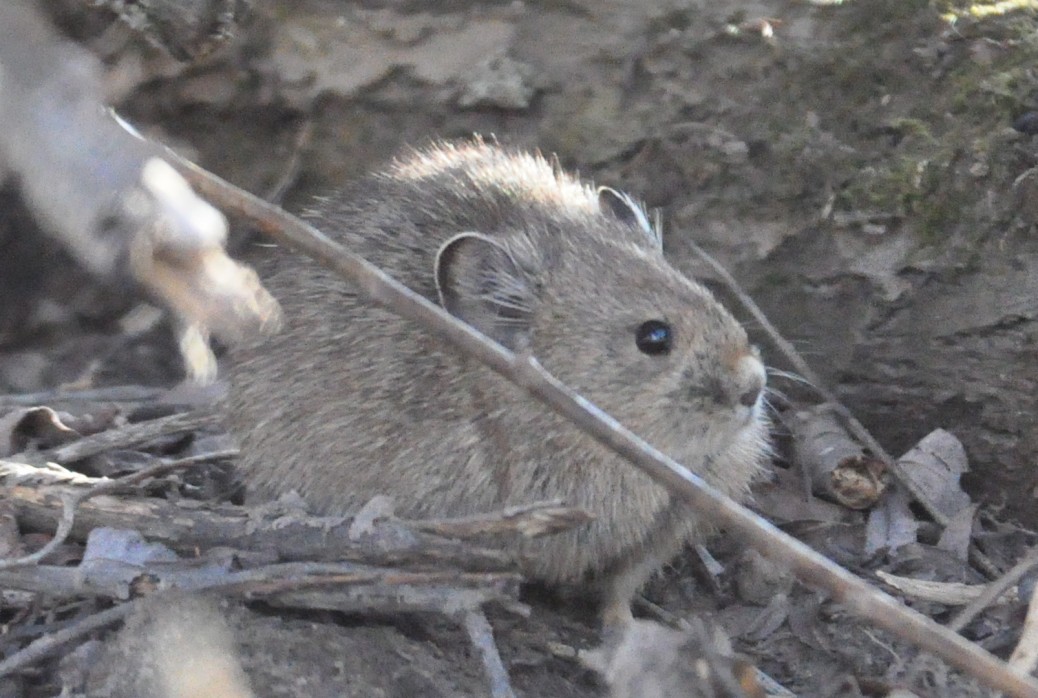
[{"xmin": 766, "ymin": 367, "xmax": 817, "ymax": 390}]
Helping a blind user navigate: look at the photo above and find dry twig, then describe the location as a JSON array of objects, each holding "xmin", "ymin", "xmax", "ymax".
[
  {"xmin": 0, "ymin": 385, "xmax": 166, "ymax": 407},
  {"xmin": 464, "ymin": 610, "xmax": 517, "ymax": 698},
  {"xmin": 0, "ymin": 2, "xmax": 280, "ymax": 359},
  {"xmin": 409, "ymin": 499, "xmax": 593, "ymax": 539},
  {"xmin": 687, "ymin": 241, "xmax": 1001, "ymax": 580},
  {"xmin": 0, "ymin": 451, "xmax": 227, "ymax": 571},
  {"xmin": 0, "ymin": 558, "xmax": 518, "ymax": 609},
  {"xmin": 877, "ymin": 570, "xmax": 1018, "ymax": 606},
  {"xmin": 687, "ymin": 242, "xmax": 943, "ymax": 523},
  {"xmin": 1, "ymin": 466, "xmax": 593, "ymax": 570},
  {"xmin": 167, "ymin": 151, "xmax": 1038, "ymax": 697},
  {"xmin": 1011, "ymin": 586, "xmax": 1038, "ymax": 676},
  {"xmin": 950, "ymin": 546, "xmax": 1038, "ymax": 632},
  {"xmin": 265, "ymin": 118, "xmax": 314, "ymax": 205},
  {"xmin": 9, "ymin": 409, "xmax": 219, "ymax": 465},
  {"xmin": 0, "ymin": 565, "xmax": 520, "ymax": 678},
  {"xmin": 788, "ymin": 405, "xmax": 887, "ymax": 510},
  {"xmin": 0, "ymin": 601, "xmax": 136, "ymax": 676}
]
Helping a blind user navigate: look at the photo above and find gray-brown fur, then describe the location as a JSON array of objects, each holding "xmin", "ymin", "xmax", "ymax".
[{"xmin": 228, "ymin": 140, "xmax": 769, "ymax": 625}]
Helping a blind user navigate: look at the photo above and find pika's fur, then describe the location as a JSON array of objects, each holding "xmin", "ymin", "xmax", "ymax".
[{"xmin": 228, "ymin": 140, "xmax": 769, "ymax": 625}]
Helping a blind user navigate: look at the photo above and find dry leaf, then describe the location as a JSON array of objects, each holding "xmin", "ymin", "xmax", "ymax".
[{"xmin": 896, "ymin": 429, "xmax": 971, "ymax": 520}]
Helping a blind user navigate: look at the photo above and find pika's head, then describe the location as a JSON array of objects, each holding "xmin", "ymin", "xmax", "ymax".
[{"xmin": 433, "ymin": 180, "xmax": 767, "ymax": 482}]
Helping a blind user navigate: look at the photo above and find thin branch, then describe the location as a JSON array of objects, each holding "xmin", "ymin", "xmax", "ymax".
[
  {"xmin": 9, "ymin": 409, "xmax": 219, "ymax": 465},
  {"xmin": 11, "ymin": 566, "xmax": 518, "ymax": 698},
  {"xmin": 0, "ymin": 602, "xmax": 136, "ymax": 676},
  {"xmin": 168, "ymin": 150, "xmax": 1038, "ymax": 697},
  {"xmin": 409, "ymin": 499, "xmax": 593, "ymax": 539},
  {"xmin": 1011, "ymin": 586, "xmax": 1038, "ymax": 675},
  {"xmin": 687, "ymin": 241, "xmax": 1002, "ymax": 579},
  {"xmin": 877, "ymin": 570, "xmax": 1018, "ymax": 607},
  {"xmin": 950, "ymin": 546, "xmax": 1038, "ymax": 632},
  {"xmin": 0, "ymin": 3, "xmax": 279, "ymax": 349},
  {"xmin": 0, "ymin": 385, "xmax": 166, "ymax": 407},
  {"xmin": 0, "ymin": 566, "xmax": 519, "ymax": 677},
  {"xmin": 686, "ymin": 242, "xmax": 946, "ymax": 523},
  {"xmin": 192, "ymin": 569, "xmax": 520, "ymax": 606},
  {"xmin": 463, "ymin": 610, "xmax": 517, "ymax": 698},
  {"xmin": 0, "ymin": 452, "xmax": 220, "ymax": 571},
  {"xmin": 1, "ymin": 474, "xmax": 555, "ymax": 571},
  {"xmin": 0, "ymin": 555, "xmax": 521, "ymax": 614},
  {"xmin": 265, "ymin": 118, "xmax": 314, "ymax": 205}
]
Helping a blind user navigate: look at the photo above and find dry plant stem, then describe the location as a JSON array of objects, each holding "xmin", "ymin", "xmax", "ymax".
[
  {"xmin": 0, "ymin": 568, "xmax": 518, "ymax": 677},
  {"xmin": 172, "ymin": 154, "xmax": 1038, "ymax": 698},
  {"xmin": 950, "ymin": 546, "xmax": 1038, "ymax": 632},
  {"xmin": 0, "ymin": 601, "xmax": 136, "ymax": 676},
  {"xmin": 0, "ymin": 560, "xmax": 519, "ymax": 611},
  {"xmin": 409, "ymin": 499, "xmax": 593, "ymax": 538},
  {"xmin": 9, "ymin": 409, "xmax": 218, "ymax": 465},
  {"xmin": 80, "ymin": 449, "xmax": 240, "ymax": 496},
  {"xmin": 3, "ymin": 480, "xmax": 519, "ymax": 570},
  {"xmin": 265, "ymin": 118, "xmax": 314, "ymax": 205},
  {"xmin": 1011, "ymin": 587, "xmax": 1038, "ymax": 674},
  {"xmin": 271, "ymin": 581, "xmax": 522, "ymax": 617},
  {"xmin": 877, "ymin": 570, "xmax": 1018, "ymax": 606},
  {"xmin": 0, "ymin": 385, "xmax": 165, "ymax": 406},
  {"xmin": 463, "ymin": 610, "xmax": 517, "ymax": 698},
  {"xmin": 788, "ymin": 405, "xmax": 886, "ymax": 510},
  {"xmin": 202, "ymin": 569, "xmax": 517, "ymax": 600},
  {"xmin": 634, "ymin": 595, "xmax": 692, "ymax": 630},
  {"xmin": 688, "ymin": 243, "xmax": 1003, "ymax": 579},
  {"xmin": 0, "ymin": 453, "xmax": 225, "ymax": 571},
  {"xmin": 4, "ymin": 461, "xmax": 578, "ymax": 546},
  {"xmin": 686, "ymin": 242, "xmax": 945, "ymax": 523}
]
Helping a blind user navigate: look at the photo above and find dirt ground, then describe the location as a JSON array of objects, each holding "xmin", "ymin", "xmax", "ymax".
[{"xmin": 5, "ymin": 0, "xmax": 1038, "ymax": 696}]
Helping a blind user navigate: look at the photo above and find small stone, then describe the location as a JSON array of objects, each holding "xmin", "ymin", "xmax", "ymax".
[
  {"xmin": 457, "ymin": 55, "xmax": 536, "ymax": 110},
  {"xmin": 720, "ymin": 138, "xmax": 749, "ymax": 163},
  {"xmin": 732, "ymin": 549, "xmax": 794, "ymax": 606},
  {"xmin": 1012, "ymin": 111, "xmax": 1038, "ymax": 135},
  {"xmin": 1012, "ymin": 167, "xmax": 1038, "ymax": 222}
]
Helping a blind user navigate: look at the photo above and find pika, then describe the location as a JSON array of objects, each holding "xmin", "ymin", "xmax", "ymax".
[{"xmin": 228, "ymin": 140, "xmax": 769, "ymax": 626}]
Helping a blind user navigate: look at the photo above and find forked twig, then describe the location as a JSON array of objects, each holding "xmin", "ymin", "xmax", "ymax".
[{"xmin": 168, "ymin": 150, "xmax": 1038, "ymax": 697}]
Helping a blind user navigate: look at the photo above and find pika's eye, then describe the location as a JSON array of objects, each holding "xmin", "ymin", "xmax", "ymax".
[{"xmin": 635, "ymin": 320, "xmax": 672, "ymax": 355}]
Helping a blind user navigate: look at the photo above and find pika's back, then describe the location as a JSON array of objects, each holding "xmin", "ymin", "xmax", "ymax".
[{"xmin": 294, "ymin": 140, "xmax": 661, "ymax": 289}]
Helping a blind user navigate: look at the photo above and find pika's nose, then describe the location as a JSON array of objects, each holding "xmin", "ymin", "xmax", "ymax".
[{"xmin": 734, "ymin": 352, "xmax": 766, "ymax": 408}]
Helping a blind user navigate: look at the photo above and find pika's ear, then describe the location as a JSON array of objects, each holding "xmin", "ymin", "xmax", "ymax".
[
  {"xmin": 598, "ymin": 186, "xmax": 661, "ymax": 251},
  {"xmin": 434, "ymin": 233, "xmax": 536, "ymax": 349}
]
